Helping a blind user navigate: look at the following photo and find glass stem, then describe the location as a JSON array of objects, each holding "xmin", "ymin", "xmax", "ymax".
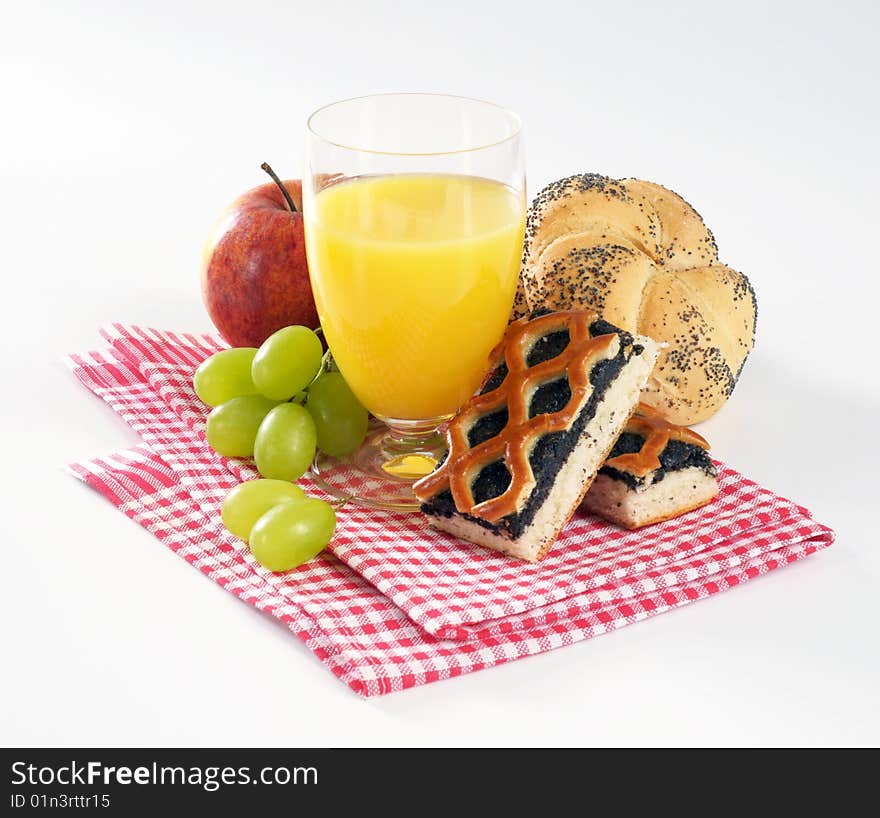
[{"xmin": 378, "ymin": 416, "xmax": 449, "ymax": 459}]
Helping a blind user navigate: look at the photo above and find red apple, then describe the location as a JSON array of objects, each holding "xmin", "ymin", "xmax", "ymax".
[{"xmin": 200, "ymin": 165, "xmax": 319, "ymax": 347}]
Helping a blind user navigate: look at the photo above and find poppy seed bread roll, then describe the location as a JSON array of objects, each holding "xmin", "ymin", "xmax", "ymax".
[
  {"xmin": 517, "ymin": 173, "xmax": 756, "ymax": 425},
  {"xmin": 521, "ymin": 174, "xmax": 662, "ymax": 273},
  {"xmin": 621, "ymin": 178, "xmax": 719, "ymax": 268}
]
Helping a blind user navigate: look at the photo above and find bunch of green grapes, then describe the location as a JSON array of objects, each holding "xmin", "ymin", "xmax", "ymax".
[{"xmin": 193, "ymin": 325, "xmax": 368, "ymax": 571}]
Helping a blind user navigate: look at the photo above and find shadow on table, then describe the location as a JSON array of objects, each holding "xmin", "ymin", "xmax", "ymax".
[{"xmin": 701, "ymin": 351, "xmax": 879, "ymax": 528}]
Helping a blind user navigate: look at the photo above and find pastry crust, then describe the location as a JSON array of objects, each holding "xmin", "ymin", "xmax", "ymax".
[{"xmin": 582, "ymin": 468, "xmax": 719, "ymax": 529}]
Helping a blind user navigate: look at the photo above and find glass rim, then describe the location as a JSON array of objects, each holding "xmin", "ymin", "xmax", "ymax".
[{"xmin": 306, "ymin": 92, "xmax": 523, "ymax": 157}]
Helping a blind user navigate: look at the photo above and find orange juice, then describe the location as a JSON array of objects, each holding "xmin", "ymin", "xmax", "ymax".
[{"xmin": 305, "ymin": 174, "xmax": 525, "ymax": 421}]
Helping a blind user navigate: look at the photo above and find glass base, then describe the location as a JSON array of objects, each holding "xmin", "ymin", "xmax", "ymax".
[{"xmin": 309, "ymin": 416, "xmax": 449, "ymax": 511}]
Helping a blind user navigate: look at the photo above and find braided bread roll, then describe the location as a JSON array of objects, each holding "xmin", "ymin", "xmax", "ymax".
[{"xmin": 517, "ymin": 174, "xmax": 756, "ymax": 425}]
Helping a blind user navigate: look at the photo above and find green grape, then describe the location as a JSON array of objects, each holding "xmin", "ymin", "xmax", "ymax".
[
  {"xmin": 254, "ymin": 403, "xmax": 317, "ymax": 481},
  {"xmin": 193, "ymin": 347, "xmax": 258, "ymax": 407},
  {"xmin": 248, "ymin": 497, "xmax": 336, "ymax": 572},
  {"xmin": 205, "ymin": 395, "xmax": 279, "ymax": 457},
  {"xmin": 221, "ymin": 479, "xmax": 306, "ymax": 541},
  {"xmin": 251, "ymin": 326, "xmax": 323, "ymax": 401},
  {"xmin": 306, "ymin": 371, "xmax": 369, "ymax": 457}
]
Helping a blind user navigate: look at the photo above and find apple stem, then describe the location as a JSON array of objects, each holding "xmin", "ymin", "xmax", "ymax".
[{"xmin": 261, "ymin": 162, "xmax": 297, "ymax": 212}]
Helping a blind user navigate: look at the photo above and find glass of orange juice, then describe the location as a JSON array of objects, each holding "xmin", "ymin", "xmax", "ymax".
[{"xmin": 303, "ymin": 93, "xmax": 525, "ymax": 509}]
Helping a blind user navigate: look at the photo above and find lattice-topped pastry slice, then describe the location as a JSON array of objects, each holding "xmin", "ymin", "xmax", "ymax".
[
  {"xmin": 413, "ymin": 310, "xmax": 659, "ymax": 562},
  {"xmin": 581, "ymin": 403, "xmax": 719, "ymax": 529}
]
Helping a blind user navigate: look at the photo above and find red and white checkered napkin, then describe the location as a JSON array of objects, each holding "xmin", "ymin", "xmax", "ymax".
[{"xmin": 66, "ymin": 324, "xmax": 835, "ymax": 696}]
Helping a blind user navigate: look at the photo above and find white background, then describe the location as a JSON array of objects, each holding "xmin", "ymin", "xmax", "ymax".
[{"xmin": 2, "ymin": 0, "xmax": 878, "ymax": 747}]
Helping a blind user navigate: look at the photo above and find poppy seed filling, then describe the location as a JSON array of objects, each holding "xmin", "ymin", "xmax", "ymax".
[{"xmin": 600, "ymin": 432, "xmax": 717, "ymax": 490}]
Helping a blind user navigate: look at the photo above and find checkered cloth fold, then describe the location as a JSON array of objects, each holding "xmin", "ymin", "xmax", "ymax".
[{"xmin": 66, "ymin": 325, "xmax": 834, "ymax": 696}]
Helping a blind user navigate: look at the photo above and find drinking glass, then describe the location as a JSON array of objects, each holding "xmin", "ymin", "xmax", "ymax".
[{"xmin": 303, "ymin": 93, "xmax": 525, "ymax": 509}]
